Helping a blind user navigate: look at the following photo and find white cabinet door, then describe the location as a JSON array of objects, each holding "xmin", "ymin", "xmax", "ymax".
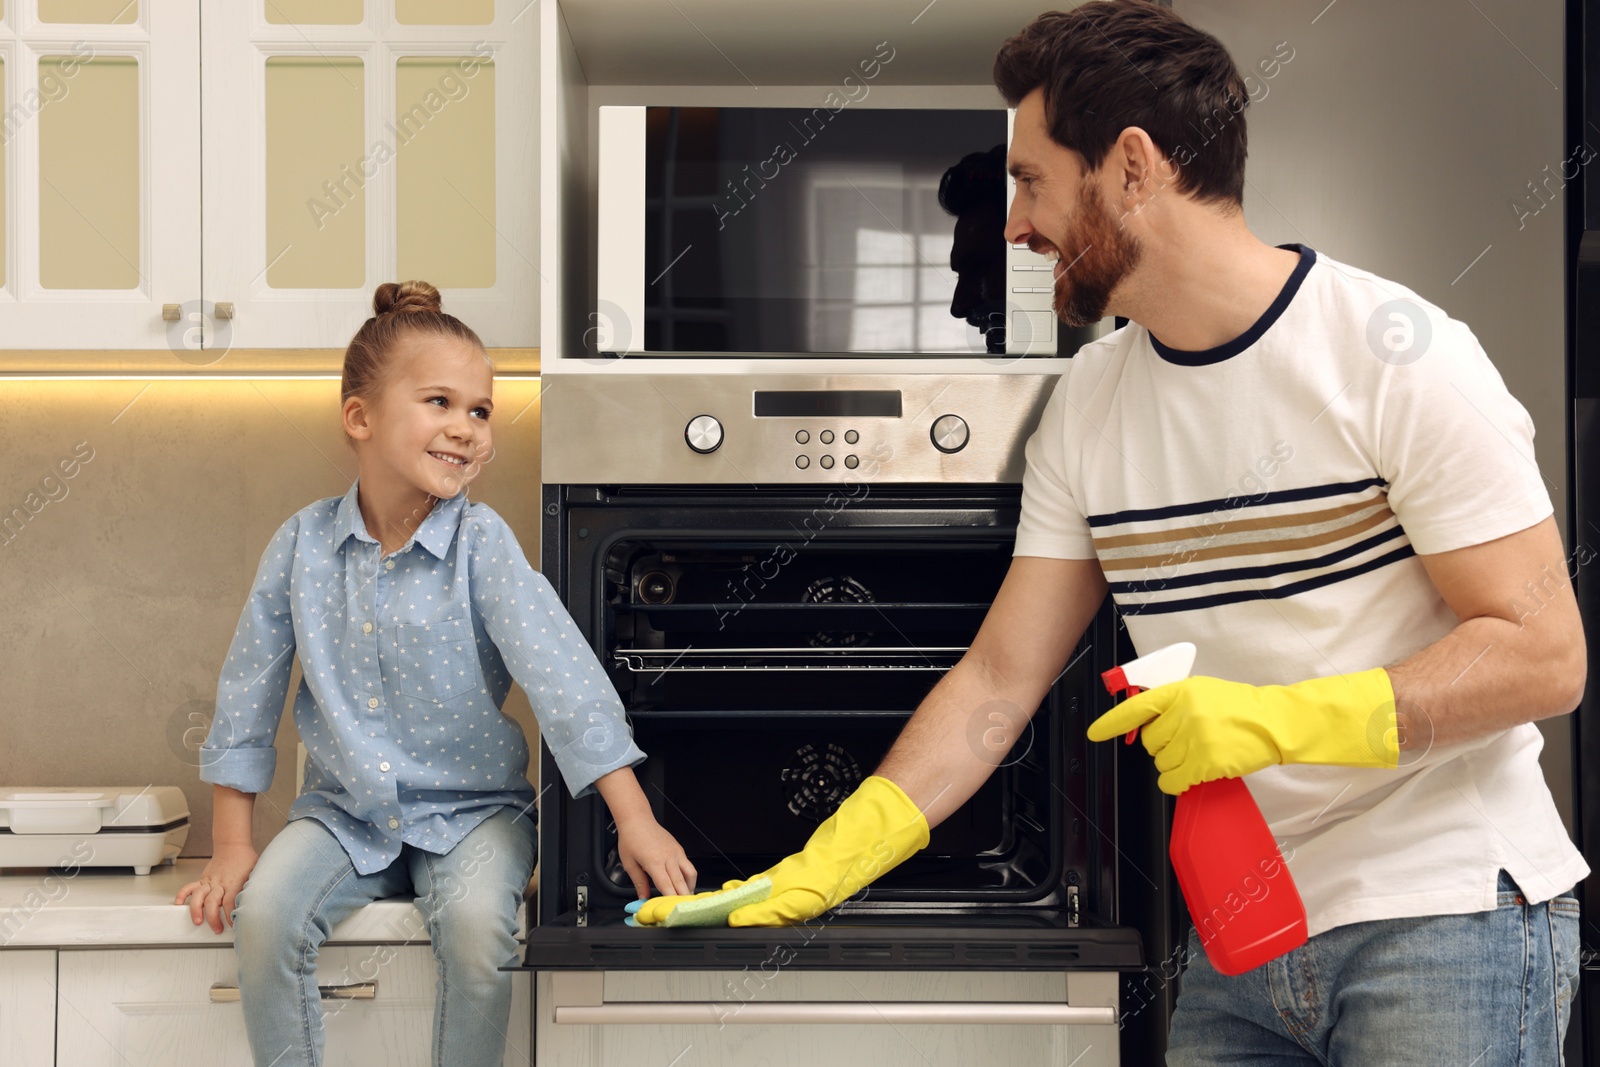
[
  {"xmin": 0, "ymin": 0, "xmax": 201, "ymax": 349},
  {"xmin": 0, "ymin": 949, "xmax": 56, "ymax": 1067},
  {"xmin": 200, "ymin": 1, "xmax": 539, "ymax": 350},
  {"xmin": 56, "ymin": 944, "xmax": 533, "ymax": 1066},
  {"xmin": 536, "ymin": 970, "xmax": 1119, "ymax": 1067}
]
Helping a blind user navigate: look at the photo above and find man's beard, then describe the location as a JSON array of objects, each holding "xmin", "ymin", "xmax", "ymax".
[{"xmin": 1046, "ymin": 182, "xmax": 1142, "ymax": 328}]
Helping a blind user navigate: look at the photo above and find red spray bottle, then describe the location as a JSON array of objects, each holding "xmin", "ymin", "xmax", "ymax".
[{"xmin": 1100, "ymin": 642, "xmax": 1308, "ymax": 976}]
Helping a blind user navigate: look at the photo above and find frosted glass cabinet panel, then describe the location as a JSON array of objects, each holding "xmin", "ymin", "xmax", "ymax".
[
  {"xmin": 38, "ymin": 53, "xmax": 139, "ymax": 289},
  {"xmin": 203, "ymin": 5, "xmax": 538, "ymax": 348},
  {"xmin": 264, "ymin": 56, "xmax": 366, "ymax": 289},
  {"xmin": 0, "ymin": 56, "xmax": 6, "ymax": 290},
  {"xmin": 0, "ymin": 1, "xmax": 200, "ymax": 348},
  {"xmin": 397, "ymin": 0, "xmax": 495, "ymax": 25},
  {"xmin": 37, "ymin": 0, "xmax": 135, "ymax": 23},
  {"xmin": 264, "ymin": 0, "xmax": 362, "ymax": 25},
  {"xmin": 394, "ymin": 56, "xmax": 495, "ymax": 288}
]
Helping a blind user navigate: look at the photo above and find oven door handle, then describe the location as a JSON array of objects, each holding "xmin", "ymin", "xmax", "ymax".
[{"xmin": 548, "ymin": 972, "xmax": 1119, "ymax": 1026}]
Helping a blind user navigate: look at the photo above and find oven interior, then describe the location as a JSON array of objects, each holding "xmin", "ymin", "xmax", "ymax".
[{"xmin": 542, "ymin": 489, "xmax": 1114, "ymax": 918}]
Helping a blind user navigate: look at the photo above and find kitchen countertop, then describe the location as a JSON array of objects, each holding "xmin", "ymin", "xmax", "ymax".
[{"xmin": 0, "ymin": 858, "xmax": 529, "ymax": 949}]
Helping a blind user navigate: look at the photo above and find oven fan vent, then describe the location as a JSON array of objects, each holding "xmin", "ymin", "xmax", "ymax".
[
  {"xmin": 802, "ymin": 575, "xmax": 875, "ymax": 647},
  {"xmin": 781, "ymin": 742, "xmax": 864, "ymax": 819}
]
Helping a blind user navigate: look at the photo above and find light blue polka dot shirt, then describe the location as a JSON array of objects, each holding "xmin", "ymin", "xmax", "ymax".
[{"xmin": 199, "ymin": 480, "xmax": 645, "ymax": 875}]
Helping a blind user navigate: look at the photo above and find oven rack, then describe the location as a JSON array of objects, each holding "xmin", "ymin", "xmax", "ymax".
[{"xmin": 612, "ymin": 646, "xmax": 969, "ymax": 672}]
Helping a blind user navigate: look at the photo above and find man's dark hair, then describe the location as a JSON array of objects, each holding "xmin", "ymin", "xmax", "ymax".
[{"xmin": 993, "ymin": 0, "xmax": 1249, "ymax": 207}]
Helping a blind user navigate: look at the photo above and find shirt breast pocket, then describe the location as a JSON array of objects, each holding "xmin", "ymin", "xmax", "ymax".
[{"xmin": 394, "ymin": 617, "xmax": 480, "ymax": 704}]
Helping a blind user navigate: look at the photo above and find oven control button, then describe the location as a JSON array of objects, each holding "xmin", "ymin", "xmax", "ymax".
[
  {"xmin": 685, "ymin": 414, "xmax": 723, "ymax": 454},
  {"xmin": 931, "ymin": 413, "xmax": 969, "ymax": 453},
  {"xmin": 820, "ymin": 429, "xmax": 835, "ymax": 445},
  {"xmin": 795, "ymin": 455, "xmax": 810, "ymax": 469},
  {"xmin": 820, "ymin": 455, "xmax": 835, "ymax": 469},
  {"xmin": 844, "ymin": 454, "xmax": 859, "ymax": 469},
  {"xmin": 844, "ymin": 429, "xmax": 859, "ymax": 444},
  {"xmin": 795, "ymin": 430, "xmax": 810, "ymax": 444}
]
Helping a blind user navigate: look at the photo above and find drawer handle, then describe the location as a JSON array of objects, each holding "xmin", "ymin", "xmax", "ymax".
[
  {"xmin": 210, "ymin": 981, "xmax": 377, "ymax": 1003},
  {"xmin": 552, "ymin": 1001, "xmax": 1117, "ymax": 1026}
]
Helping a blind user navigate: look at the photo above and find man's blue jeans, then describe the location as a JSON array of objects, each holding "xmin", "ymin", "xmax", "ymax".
[
  {"xmin": 231, "ymin": 805, "xmax": 536, "ymax": 1067},
  {"xmin": 1167, "ymin": 869, "xmax": 1582, "ymax": 1065}
]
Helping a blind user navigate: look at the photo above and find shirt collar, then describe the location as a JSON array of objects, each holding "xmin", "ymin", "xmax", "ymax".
[{"xmin": 333, "ymin": 479, "xmax": 464, "ymax": 560}]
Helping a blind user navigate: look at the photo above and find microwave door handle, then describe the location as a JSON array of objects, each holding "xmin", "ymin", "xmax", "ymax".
[{"xmin": 548, "ymin": 972, "xmax": 1118, "ymax": 1027}]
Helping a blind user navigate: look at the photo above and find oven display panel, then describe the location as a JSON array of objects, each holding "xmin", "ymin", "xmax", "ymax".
[{"xmin": 753, "ymin": 390, "xmax": 902, "ymax": 418}]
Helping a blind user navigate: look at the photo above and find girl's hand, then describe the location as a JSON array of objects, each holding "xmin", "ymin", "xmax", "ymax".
[
  {"xmin": 174, "ymin": 843, "xmax": 259, "ymax": 934},
  {"xmin": 616, "ymin": 815, "xmax": 697, "ymax": 898}
]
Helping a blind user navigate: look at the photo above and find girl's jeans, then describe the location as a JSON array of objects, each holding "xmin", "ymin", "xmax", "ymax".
[
  {"xmin": 231, "ymin": 805, "xmax": 536, "ymax": 1067},
  {"xmin": 1167, "ymin": 869, "xmax": 1582, "ymax": 1065}
]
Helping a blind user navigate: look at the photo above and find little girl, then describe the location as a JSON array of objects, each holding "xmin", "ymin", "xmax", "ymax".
[{"xmin": 175, "ymin": 281, "xmax": 695, "ymax": 1066}]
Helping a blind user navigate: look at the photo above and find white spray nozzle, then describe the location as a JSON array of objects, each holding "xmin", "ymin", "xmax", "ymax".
[{"xmin": 1102, "ymin": 641, "xmax": 1197, "ymax": 696}]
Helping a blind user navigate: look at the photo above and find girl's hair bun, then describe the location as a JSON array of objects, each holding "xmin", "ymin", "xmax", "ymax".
[{"xmin": 374, "ymin": 280, "xmax": 442, "ymax": 317}]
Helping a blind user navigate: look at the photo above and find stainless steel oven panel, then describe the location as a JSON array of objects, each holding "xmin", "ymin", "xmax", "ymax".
[{"xmin": 540, "ymin": 372, "xmax": 1059, "ymax": 484}]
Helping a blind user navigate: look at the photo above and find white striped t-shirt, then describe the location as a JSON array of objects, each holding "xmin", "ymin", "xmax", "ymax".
[{"xmin": 1015, "ymin": 244, "xmax": 1588, "ymax": 937}]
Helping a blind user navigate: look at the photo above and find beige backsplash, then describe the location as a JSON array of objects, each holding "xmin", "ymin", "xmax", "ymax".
[{"xmin": 0, "ymin": 377, "xmax": 543, "ymax": 858}]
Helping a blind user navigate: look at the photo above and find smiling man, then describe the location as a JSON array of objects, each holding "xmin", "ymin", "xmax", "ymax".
[{"xmin": 634, "ymin": 2, "xmax": 1588, "ymax": 1061}]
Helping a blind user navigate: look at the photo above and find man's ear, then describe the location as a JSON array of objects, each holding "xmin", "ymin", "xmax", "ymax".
[
  {"xmin": 1110, "ymin": 126, "xmax": 1164, "ymax": 193},
  {"xmin": 343, "ymin": 395, "xmax": 373, "ymax": 442}
]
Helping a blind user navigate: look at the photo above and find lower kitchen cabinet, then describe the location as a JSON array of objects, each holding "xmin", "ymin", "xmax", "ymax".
[
  {"xmin": 536, "ymin": 970, "xmax": 1119, "ymax": 1067},
  {"xmin": 1, "ymin": 950, "xmax": 57, "ymax": 1067},
  {"xmin": 55, "ymin": 946, "xmax": 532, "ymax": 1066}
]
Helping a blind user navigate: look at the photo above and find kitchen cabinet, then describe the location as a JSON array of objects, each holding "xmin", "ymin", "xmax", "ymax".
[
  {"xmin": 0, "ymin": 0, "xmax": 537, "ymax": 353},
  {"xmin": 535, "ymin": 971, "xmax": 1119, "ymax": 1067},
  {"xmin": 0, "ymin": 1, "xmax": 200, "ymax": 349},
  {"xmin": 0, "ymin": 861, "xmax": 532, "ymax": 1065},
  {"xmin": 0, "ymin": 950, "xmax": 56, "ymax": 1067},
  {"xmin": 55, "ymin": 945, "xmax": 532, "ymax": 1066},
  {"xmin": 200, "ymin": 2, "xmax": 538, "ymax": 349}
]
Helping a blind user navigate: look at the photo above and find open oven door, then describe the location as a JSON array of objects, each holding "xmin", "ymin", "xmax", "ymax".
[{"xmin": 514, "ymin": 486, "xmax": 1175, "ymax": 1039}]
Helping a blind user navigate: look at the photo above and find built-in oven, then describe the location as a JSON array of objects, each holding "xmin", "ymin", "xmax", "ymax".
[{"xmin": 518, "ymin": 373, "xmax": 1182, "ymax": 1060}]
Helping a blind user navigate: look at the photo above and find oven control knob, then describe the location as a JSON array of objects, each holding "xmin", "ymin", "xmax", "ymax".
[
  {"xmin": 685, "ymin": 414, "xmax": 723, "ymax": 454},
  {"xmin": 930, "ymin": 413, "xmax": 969, "ymax": 454}
]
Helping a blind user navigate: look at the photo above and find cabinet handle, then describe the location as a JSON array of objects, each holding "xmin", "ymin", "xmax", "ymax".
[
  {"xmin": 552, "ymin": 1000, "xmax": 1117, "ymax": 1026},
  {"xmin": 214, "ymin": 302, "xmax": 235, "ymax": 320},
  {"xmin": 209, "ymin": 981, "xmax": 377, "ymax": 1003},
  {"xmin": 162, "ymin": 303, "xmax": 181, "ymax": 322}
]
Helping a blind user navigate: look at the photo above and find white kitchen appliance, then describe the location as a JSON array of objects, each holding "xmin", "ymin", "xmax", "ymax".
[{"xmin": 0, "ymin": 787, "xmax": 189, "ymax": 875}]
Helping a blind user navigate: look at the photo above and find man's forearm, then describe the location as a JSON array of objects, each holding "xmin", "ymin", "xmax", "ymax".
[
  {"xmin": 1379, "ymin": 516, "xmax": 1587, "ymax": 751},
  {"xmin": 875, "ymin": 653, "xmax": 1041, "ymax": 829},
  {"xmin": 1386, "ymin": 614, "xmax": 1586, "ymax": 750}
]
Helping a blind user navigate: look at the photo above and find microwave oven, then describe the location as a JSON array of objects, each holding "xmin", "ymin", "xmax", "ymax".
[{"xmin": 595, "ymin": 104, "xmax": 1068, "ymax": 360}]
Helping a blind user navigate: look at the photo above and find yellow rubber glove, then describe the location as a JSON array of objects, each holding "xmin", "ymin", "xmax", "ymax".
[
  {"xmin": 632, "ymin": 775, "xmax": 930, "ymax": 927},
  {"xmin": 1086, "ymin": 668, "xmax": 1399, "ymax": 795}
]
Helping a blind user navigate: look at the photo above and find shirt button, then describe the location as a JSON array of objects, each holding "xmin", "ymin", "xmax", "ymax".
[
  {"xmin": 367, "ymin": 696, "xmax": 379, "ymax": 709},
  {"xmin": 384, "ymin": 560, "xmax": 395, "ymax": 571},
  {"xmin": 379, "ymin": 761, "xmax": 390, "ymax": 772},
  {"xmin": 388, "ymin": 817, "xmax": 399, "ymax": 830},
  {"xmin": 363, "ymin": 622, "xmax": 373, "ymax": 635}
]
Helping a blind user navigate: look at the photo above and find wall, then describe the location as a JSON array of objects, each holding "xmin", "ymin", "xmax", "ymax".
[
  {"xmin": 0, "ymin": 377, "xmax": 543, "ymax": 857},
  {"xmin": 1177, "ymin": 0, "xmax": 1576, "ymax": 824}
]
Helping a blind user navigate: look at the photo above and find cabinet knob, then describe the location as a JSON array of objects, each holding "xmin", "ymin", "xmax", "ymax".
[
  {"xmin": 214, "ymin": 302, "xmax": 235, "ymax": 320},
  {"xmin": 162, "ymin": 303, "xmax": 181, "ymax": 322}
]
